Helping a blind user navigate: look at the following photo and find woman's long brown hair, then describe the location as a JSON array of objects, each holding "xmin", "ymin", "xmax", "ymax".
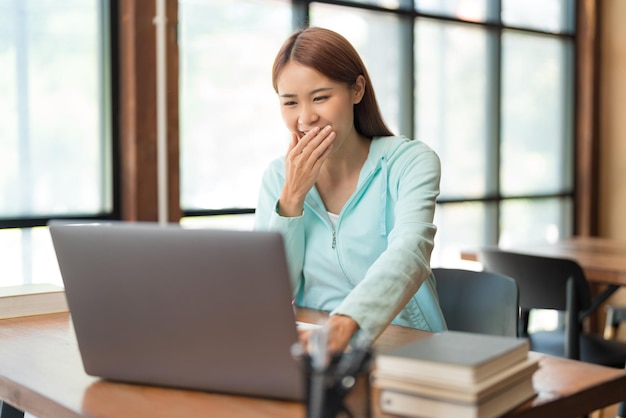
[{"xmin": 272, "ymin": 27, "xmax": 394, "ymax": 138}]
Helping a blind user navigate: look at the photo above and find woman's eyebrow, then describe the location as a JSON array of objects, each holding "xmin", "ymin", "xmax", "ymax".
[
  {"xmin": 279, "ymin": 87, "xmax": 333, "ymax": 98},
  {"xmin": 310, "ymin": 87, "xmax": 333, "ymax": 95}
]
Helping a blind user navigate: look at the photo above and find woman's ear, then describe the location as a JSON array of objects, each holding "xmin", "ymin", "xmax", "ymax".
[{"xmin": 353, "ymin": 75, "xmax": 366, "ymax": 104}]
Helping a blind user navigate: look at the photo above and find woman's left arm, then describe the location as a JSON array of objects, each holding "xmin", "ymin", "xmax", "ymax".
[{"xmin": 331, "ymin": 146, "xmax": 441, "ymax": 342}]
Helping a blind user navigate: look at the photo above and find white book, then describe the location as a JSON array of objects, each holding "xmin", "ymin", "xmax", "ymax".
[
  {"xmin": 376, "ymin": 331, "xmax": 529, "ymax": 386},
  {"xmin": 0, "ymin": 284, "xmax": 68, "ymax": 319},
  {"xmin": 373, "ymin": 352, "xmax": 541, "ymax": 403},
  {"xmin": 379, "ymin": 374, "xmax": 535, "ymax": 418}
]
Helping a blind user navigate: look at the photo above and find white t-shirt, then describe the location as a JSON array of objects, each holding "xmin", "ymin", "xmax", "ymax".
[{"xmin": 327, "ymin": 211, "xmax": 339, "ymax": 228}]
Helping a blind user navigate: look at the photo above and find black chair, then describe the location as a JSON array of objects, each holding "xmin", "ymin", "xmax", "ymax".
[
  {"xmin": 0, "ymin": 402, "xmax": 23, "ymax": 418},
  {"xmin": 432, "ymin": 268, "xmax": 519, "ymax": 337},
  {"xmin": 478, "ymin": 248, "xmax": 626, "ymax": 369}
]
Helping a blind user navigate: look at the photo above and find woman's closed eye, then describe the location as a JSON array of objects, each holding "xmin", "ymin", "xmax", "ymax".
[{"xmin": 313, "ymin": 95, "xmax": 329, "ymax": 103}]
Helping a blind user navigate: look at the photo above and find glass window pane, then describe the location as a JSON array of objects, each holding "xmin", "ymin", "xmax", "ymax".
[
  {"xmin": 0, "ymin": 0, "xmax": 110, "ymax": 217},
  {"xmin": 415, "ymin": 19, "xmax": 490, "ymax": 199},
  {"xmin": 0, "ymin": 227, "xmax": 63, "ymax": 287},
  {"xmin": 502, "ymin": 0, "xmax": 574, "ymax": 33},
  {"xmin": 415, "ymin": 0, "xmax": 489, "ymax": 22},
  {"xmin": 432, "ymin": 202, "xmax": 495, "ymax": 267},
  {"xmin": 500, "ymin": 198, "xmax": 573, "ymax": 247},
  {"xmin": 500, "ymin": 31, "xmax": 573, "ymax": 196},
  {"xmin": 179, "ymin": 0, "xmax": 292, "ymax": 210},
  {"xmin": 310, "ymin": 3, "xmax": 402, "ymax": 135}
]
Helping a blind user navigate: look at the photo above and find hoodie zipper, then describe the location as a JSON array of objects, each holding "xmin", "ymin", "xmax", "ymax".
[
  {"xmin": 324, "ymin": 160, "xmax": 382, "ymax": 250},
  {"xmin": 306, "ymin": 156, "xmax": 383, "ymax": 250}
]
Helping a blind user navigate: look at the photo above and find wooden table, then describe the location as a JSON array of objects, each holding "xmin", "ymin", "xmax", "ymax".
[
  {"xmin": 1, "ymin": 311, "xmax": 626, "ymax": 418},
  {"xmin": 461, "ymin": 236, "xmax": 626, "ymax": 287}
]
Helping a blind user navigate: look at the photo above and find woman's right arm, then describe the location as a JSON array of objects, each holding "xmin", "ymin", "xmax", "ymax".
[
  {"xmin": 256, "ymin": 127, "xmax": 334, "ymax": 289},
  {"xmin": 278, "ymin": 128, "xmax": 335, "ymax": 217},
  {"xmin": 255, "ymin": 160, "xmax": 306, "ymax": 294}
]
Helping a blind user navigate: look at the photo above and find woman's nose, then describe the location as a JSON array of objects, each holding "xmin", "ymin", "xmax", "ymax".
[{"xmin": 298, "ymin": 105, "xmax": 319, "ymax": 127}]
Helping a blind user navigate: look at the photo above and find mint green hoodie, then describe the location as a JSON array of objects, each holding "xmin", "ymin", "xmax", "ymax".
[{"xmin": 255, "ymin": 136, "xmax": 447, "ymax": 341}]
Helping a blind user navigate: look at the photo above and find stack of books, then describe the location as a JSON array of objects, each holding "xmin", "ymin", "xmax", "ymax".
[
  {"xmin": 0, "ymin": 284, "xmax": 68, "ymax": 319},
  {"xmin": 373, "ymin": 331, "xmax": 539, "ymax": 418}
]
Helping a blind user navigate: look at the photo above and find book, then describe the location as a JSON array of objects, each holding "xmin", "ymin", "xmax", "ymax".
[
  {"xmin": 379, "ymin": 374, "xmax": 535, "ymax": 418},
  {"xmin": 372, "ymin": 352, "xmax": 541, "ymax": 403},
  {"xmin": 0, "ymin": 284, "xmax": 68, "ymax": 319},
  {"xmin": 375, "ymin": 331, "xmax": 529, "ymax": 386}
]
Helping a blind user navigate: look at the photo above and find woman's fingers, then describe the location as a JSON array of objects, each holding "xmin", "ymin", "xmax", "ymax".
[
  {"xmin": 280, "ymin": 125, "xmax": 335, "ymax": 216},
  {"xmin": 291, "ymin": 126, "xmax": 335, "ymax": 165},
  {"xmin": 298, "ymin": 329, "xmax": 311, "ymax": 351},
  {"xmin": 287, "ymin": 132, "xmax": 299, "ymax": 154},
  {"xmin": 289, "ymin": 127, "xmax": 318, "ymax": 157},
  {"xmin": 297, "ymin": 316, "xmax": 358, "ymax": 356}
]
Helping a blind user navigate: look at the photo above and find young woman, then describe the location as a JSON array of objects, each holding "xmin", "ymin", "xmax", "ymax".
[{"xmin": 255, "ymin": 27, "xmax": 446, "ymax": 353}]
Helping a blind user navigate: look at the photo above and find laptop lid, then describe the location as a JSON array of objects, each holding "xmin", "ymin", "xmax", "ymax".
[{"xmin": 49, "ymin": 221, "xmax": 304, "ymax": 401}]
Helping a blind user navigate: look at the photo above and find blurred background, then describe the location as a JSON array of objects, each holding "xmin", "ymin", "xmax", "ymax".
[{"xmin": 0, "ymin": 0, "xmax": 624, "ymax": 291}]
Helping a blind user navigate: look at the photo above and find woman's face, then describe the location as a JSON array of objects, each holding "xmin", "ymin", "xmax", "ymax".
[{"xmin": 276, "ymin": 61, "xmax": 364, "ymax": 147}]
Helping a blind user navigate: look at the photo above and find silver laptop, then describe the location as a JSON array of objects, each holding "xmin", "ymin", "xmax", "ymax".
[{"xmin": 49, "ymin": 221, "xmax": 304, "ymax": 401}]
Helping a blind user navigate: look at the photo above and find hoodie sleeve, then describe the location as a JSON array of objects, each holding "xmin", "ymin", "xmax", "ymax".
[
  {"xmin": 254, "ymin": 159, "xmax": 306, "ymax": 297},
  {"xmin": 331, "ymin": 143, "xmax": 441, "ymax": 341}
]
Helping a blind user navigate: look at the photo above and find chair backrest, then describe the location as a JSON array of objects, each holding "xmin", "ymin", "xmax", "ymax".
[
  {"xmin": 433, "ymin": 268, "xmax": 519, "ymax": 337},
  {"xmin": 477, "ymin": 248, "xmax": 593, "ymax": 359},
  {"xmin": 477, "ymin": 248, "xmax": 592, "ymax": 312}
]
